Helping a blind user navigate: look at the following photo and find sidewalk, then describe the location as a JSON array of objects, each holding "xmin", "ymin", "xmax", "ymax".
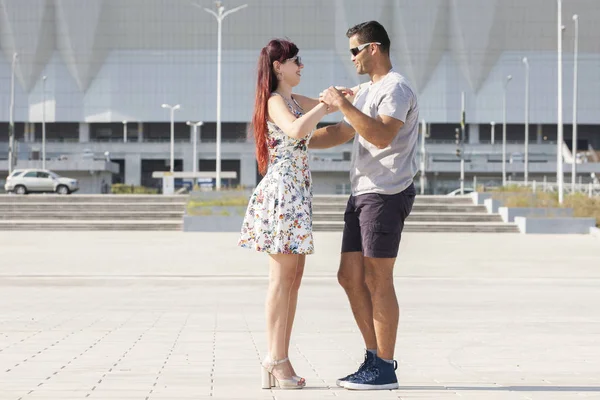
[{"xmin": 0, "ymin": 232, "xmax": 599, "ymax": 399}]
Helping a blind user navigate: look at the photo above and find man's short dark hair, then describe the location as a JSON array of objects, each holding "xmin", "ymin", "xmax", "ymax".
[{"xmin": 346, "ymin": 21, "xmax": 391, "ymax": 54}]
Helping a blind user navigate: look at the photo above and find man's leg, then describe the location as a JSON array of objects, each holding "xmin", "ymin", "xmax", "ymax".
[
  {"xmin": 343, "ymin": 188, "xmax": 414, "ymax": 390},
  {"xmin": 336, "ymin": 195, "xmax": 378, "ymax": 387},
  {"xmin": 338, "ymin": 252, "xmax": 377, "ymax": 350},
  {"xmin": 364, "ymin": 256, "xmax": 397, "ymax": 360}
]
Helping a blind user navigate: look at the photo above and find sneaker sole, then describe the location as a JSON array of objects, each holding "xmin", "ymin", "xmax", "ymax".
[
  {"xmin": 335, "ymin": 379, "xmax": 346, "ymax": 387},
  {"xmin": 343, "ymin": 382, "xmax": 399, "ymax": 390}
]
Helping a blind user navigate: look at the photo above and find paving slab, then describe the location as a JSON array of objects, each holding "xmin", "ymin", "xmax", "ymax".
[{"xmin": 0, "ymin": 232, "xmax": 599, "ymax": 399}]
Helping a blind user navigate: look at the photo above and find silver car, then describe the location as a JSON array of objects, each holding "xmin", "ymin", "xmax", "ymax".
[{"xmin": 4, "ymin": 169, "xmax": 79, "ymax": 195}]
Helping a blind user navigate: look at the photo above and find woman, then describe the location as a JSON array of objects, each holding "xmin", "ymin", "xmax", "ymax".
[{"xmin": 238, "ymin": 39, "xmax": 332, "ymax": 389}]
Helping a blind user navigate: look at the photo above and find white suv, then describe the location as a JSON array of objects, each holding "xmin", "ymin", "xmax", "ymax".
[{"xmin": 4, "ymin": 169, "xmax": 79, "ymax": 195}]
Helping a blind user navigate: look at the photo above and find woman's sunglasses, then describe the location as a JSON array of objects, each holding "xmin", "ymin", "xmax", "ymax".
[
  {"xmin": 285, "ymin": 55, "xmax": 303, "ymax": 66},
  {"xmin": 349, "ymin": 42, "xmax": 381, "ymax": 56}
]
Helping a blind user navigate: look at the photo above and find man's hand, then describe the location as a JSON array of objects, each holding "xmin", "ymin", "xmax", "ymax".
[{"xmin": 319, "ymin": 86, "xmax": 351, "ymax": 109}]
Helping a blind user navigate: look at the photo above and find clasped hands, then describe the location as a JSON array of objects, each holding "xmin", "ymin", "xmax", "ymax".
[{"xmin": 319, "ymin": 86, "xmax": 354, "ymax": 114}]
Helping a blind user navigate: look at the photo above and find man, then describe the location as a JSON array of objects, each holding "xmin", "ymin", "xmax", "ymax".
[{"xmin": 309, "ymin": 20, "xmax": 419, "ymax": 390}]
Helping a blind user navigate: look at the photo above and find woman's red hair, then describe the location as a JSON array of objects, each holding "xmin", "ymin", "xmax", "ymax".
[{"xmin": 251, "ymin": 39, "xmax": 299, "ymax": 175}]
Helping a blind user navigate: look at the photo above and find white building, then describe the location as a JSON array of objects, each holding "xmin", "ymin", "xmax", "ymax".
[{"xmin": 1, "ymin": 0, "xmax": 599, "ymax": 193}]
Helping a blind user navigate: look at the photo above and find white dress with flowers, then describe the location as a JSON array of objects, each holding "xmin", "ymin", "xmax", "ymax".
[{"xmin": 238, "ymin": 95, "xmax": 313, "ymax": 254}]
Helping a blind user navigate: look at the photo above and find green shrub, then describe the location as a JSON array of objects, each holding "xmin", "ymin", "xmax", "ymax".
[{"xmin": 490, "ymin": 187, "xmax": 599, "ymax": 226}]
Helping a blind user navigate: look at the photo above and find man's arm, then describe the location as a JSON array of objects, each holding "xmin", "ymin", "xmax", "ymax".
[
  {"xmin": 308, "ymin": 121, "xmax": 355, "ymax": 149},
  {"xmin": 321, "ymin": 87, "xmax": 404, "ymax": 149}
]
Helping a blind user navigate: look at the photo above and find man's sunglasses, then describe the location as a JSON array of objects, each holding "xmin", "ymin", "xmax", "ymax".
[
  {"xmin": 286, "ymin": 55, "xmax": 303, "ymax": 66},
  {"xmin": 349, "ymin": 42, "xmax": 381, "ymax": 57}
]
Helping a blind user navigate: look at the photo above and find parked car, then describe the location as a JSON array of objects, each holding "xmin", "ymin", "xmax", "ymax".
[
  {"xmin": 4, "ymin": 169, "xmax": 79, "ymax": 195},
  {"xmin": 446, "ymin": 188, "xmax": 474, "ymax": 196}
]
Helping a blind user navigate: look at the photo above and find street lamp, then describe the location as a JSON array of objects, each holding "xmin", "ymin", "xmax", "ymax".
[
  {"xmin": 571, "ymin": 14, "xmax": 579, "ymax": 193},
  {"xmin": 502, "ymin": 75, "xmax": 512, "ymax": 186},
  {"xmin": 161, "ymin": 103, "xmax": 180, "ymax": 173},
  {"xmin": 522, "ymin": 57, "xmax": 530, "ymax": 184},
  {"xmin": 490, "ymin": 121, "xmax": 496, "ymax": 145},
  {"xmin": 122, "ymin": 120, "xmax": 127, "ymax": 143},
  {"xmin": 557, "ymin": 0, "xmax": 564, "ymax": 203},
  {"xmin": 419, "ymin": 119, "xmax": 427, "ymax": 195},
  {"xmin": 193, "ymin": 0, "xmax": 248, "ymax": 190},
  {"xmin": 187, "ymin": 121, "xmax": 204, "ymax": 186},
  {"xmin": 8, "ymin": 53, "xmax": 18, "ymax": 174},
  {"xmin": 42, "ymin": 75, "xmax": 47, "ymax": 170}
]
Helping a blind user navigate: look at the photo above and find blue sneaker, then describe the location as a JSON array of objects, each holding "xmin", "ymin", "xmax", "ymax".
[
  {"xmin": 343, "ymin": 356, "xmax": 399, "ymax": 390},
  {"xmin": 335, "ymin": 351, "xmax": 375, "ymax": 387}
]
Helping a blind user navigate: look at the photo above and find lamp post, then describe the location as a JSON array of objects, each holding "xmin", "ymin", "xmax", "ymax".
[
  {"xmin": 557, "ymin": 0, "xmax": 564, "ymax": 203},
  {"xmin": 122, "ymin": 120, "xmax": 128, "ymax": 143},
  {"xmin": 502, "ymin": 75, "xmax": 512, "ymax": 186},
  {"xmin": 571, "ymin": 14, "xmax": 579, "ymax": 193},
  {"xmin": 42, "ymin": 75, "xmax": 47, "ymax": 170},
  {"xmin": 420, "ymin": 119, "xmax": 427, "ymax": 195},
  {"xmin": 194, "ymin": 1, "xmax": 248, "ymax": 190},
  {"xmin": 161, "ymin": 104, "xmax": 180, "ymax": 173},
  {"xmin": 522, "ymin": 57, "xmax": 530, "ymax": 184},
  {"xmin": 187, "ymin": 121, "xmax": 204, "ymax": 186},
  {"xmin": 460, "ymin": 92, "xmax": 466, "ymax": 194},
  {"xmin": 8, "ymin": 53, "xmax": 18, "ymax": 174}
]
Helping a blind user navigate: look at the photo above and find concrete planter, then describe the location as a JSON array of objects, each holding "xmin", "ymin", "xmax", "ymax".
[
  {"xmin": 471, "ymin": 192, "xmax": 492, "ymax": 205},
  {"xmin": 184, "ymin": 190, "xmax": 250, "ymax": 232},
  {"xmin": 514, "ymin": 217, "xmax": 596, "ymax": 234},
  {"xmin": 484, "ymin": 198, "xmax": 502, "ymax": 214},
  {"xmin": 498, "ymin": 207, "xmax": 573, "ymax": 223},
  {"xmin": 183, "ymin": 214, "xmax": 244, "ymax": 232}
]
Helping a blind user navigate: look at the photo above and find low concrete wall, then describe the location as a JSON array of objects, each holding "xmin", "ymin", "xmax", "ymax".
[
  {"xmin": 484, "ymin": 198, "xmax": 502, "ymax": 214},
  {"xmin": 498, "ymin": 207, "xmax": 573, "ymax": 223},
  {"xmin": 514, "ymin": 217, "xmax": 596, "ymax": 234},
  {"xmin": 183, "ymin": 215, "xmax": 244, "ymax": 232},
  {"xmin": 471, "ymin": 192, "xmax": 492, "ymax": 205}
]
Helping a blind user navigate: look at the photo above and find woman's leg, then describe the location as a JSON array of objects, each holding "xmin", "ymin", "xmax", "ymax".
[
  {"xmin": 284, "ymin": 255, "xmax": 305, "ymax": 375},
  {"xmin": 265, "ymin": 253, "xmax": 303, "ymax": 378}
]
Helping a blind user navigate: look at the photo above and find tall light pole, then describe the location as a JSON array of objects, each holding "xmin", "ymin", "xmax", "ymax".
[
  {"xmin": 187, "ymin": 121, "xmax": 204, "ymax": 187},
  {"xmin": 490, "ymin": 121, "xmax": 496, "ymax": 145},
  {"xmin": 571, "ymin": 14, "xmax": 579, "ymax": 193},
  {"xmin": 122, "ymin": 121, "xmax": 128, "ymax": 143},
  {"xmin": 420, "ymin": 119, "xmax": 427, "ymax": 195},
  {"xmin": 195, "ymin": 1, "xmax": 248, "ymax": 190},
  {"xmin": 8, "ymin": 53, "xmax": 18, "ymax": 174},
  {"xmin": 557, "ymin": 0, "xmax": 564, "ymax": 204},
  {"xmin": 42, "ymin": 75, "xmax": 47, "ymax": 170},
  {"xmin": 161, "ymin": 104, "xmax": 180, "ymax": 173},
  {"xmin": 460, "ymin": 92, "xmax": 466, "ymax": 194},
  {"xmin": 502, "ymin": 75, "xmax": 512, "ymax": 186},
  {"xmin": 522, "ymin": 57, "xmax": 530, "ymax": 184}
]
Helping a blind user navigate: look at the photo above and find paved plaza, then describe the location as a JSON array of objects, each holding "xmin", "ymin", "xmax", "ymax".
[{"xmin": 0, "ymin": 231, "xmax": 599, "ymax": 399}]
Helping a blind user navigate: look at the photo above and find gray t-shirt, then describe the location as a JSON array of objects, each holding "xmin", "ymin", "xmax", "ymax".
[{"xmin": 345, "ymin": 69, "xmax": 419, "ymax": 196}]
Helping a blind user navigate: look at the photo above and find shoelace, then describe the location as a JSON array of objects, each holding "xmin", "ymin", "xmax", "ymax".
[{"xmin": 353, "ymin": 364, "xmax": 380, "ymax": 381}]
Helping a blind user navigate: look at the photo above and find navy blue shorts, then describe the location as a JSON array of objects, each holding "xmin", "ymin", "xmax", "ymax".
[{"xmin": 341, "ymin": 183, "xmax": 415, "ymax": 258}]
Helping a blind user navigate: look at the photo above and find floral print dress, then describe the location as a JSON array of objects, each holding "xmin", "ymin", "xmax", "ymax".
[{"xmin": 238, "ymin": 94, "xmax": 313, "ymax": 254}]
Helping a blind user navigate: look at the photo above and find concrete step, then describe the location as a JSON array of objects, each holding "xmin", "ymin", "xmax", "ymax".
[
  {"xmin": 313, "ymin": 194, "xmax": 474, "ymax": 205},
  {"xmin": 0, "ymin": 203, "xmax": 186, "ymax": 212},
  {"xmin": 313, "ymin": 221, "xmax": 519, "ymax": 233},
  {"xmin": 0, "ymin": 211, "xmax": 184, "ymax": 220},
  {"xmin": 0, "ymin": 194, "xmax": 187, "ymax": 203},
  {"xmin": 312, "ymin": 204, "xmax": 487, "ymax": 213},
  {"xmin": 0, "ymin": 220, "xmax": 182, "ymax": 231},
  {"xmin": 312, "ymin": 212, "xmax": 502, "ymax": 223}
]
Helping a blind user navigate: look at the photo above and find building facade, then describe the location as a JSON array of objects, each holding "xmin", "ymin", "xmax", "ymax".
[{"xmin": 1, "ymin": 0, "xmax": 600, "ymax": 193}]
